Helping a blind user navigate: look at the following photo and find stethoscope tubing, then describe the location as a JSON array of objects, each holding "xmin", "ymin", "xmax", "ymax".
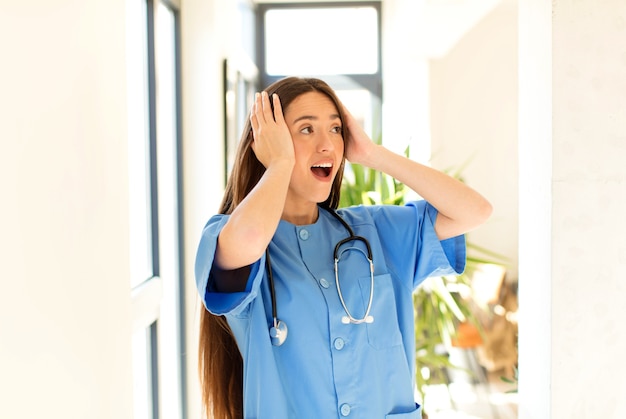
[
  {"xmin": 335, "ymin": 245, "xmax": 375, "ymax": 324},
  {"xmin": 266, "ymin": 206, "xmax": 375, "ymax": 346}
]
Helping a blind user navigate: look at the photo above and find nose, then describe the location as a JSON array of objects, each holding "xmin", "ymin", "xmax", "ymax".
[{"xmin": 317, "ymin": 131, "xmax": 335, "ymax": 153}]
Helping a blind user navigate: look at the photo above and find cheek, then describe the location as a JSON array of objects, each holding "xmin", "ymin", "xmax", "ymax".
[
  {"xmin": 337, "ymin": 138, "xmax": 345, "ymax": 156},
  {"xmin": 291, "ymin": 140, "xmax": 307, "ymax": 161}
]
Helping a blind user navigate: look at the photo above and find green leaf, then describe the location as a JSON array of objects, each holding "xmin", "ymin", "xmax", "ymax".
[
  {"xmin": 467, "ymin": 242, "xmax": 509, "ymax": 262},
  {"xmin": 365, "ymin": 190, "xmax": 382, "ymax": 205},
  {"xmin": 430, "ymin": 277, "xmax": 466, "ymax": 322}
]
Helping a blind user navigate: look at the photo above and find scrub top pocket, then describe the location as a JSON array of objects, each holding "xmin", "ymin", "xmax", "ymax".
[
  {"xmin": 358, "ymin": 273, "xmax": 403, "ymax": 349},
  {"xmin": 385, "ymin": 403, "xmax": 423, "ymax": 418}
]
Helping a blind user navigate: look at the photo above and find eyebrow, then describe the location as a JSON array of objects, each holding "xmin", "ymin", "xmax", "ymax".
[{"xmin": 292, "ymin": 114, "xmax": 341, "ymax": 124}]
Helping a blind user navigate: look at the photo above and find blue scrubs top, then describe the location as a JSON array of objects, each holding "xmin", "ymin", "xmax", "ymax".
[{"xmin": 195, "ymin": 201, "xmax": 466, "ymax": 419}]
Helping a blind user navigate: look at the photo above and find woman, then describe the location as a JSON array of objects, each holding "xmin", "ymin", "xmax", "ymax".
[{"xmin": 195, "ymin": 77, "xmax": 492, "ymax": 418}]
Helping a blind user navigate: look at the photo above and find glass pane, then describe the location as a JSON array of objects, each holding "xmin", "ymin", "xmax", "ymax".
[
  {"xmin": 132, "ymin": 327, "xmax": 153, "ymax": 419},
  {"xmin": 127, "ymin": 0, "xmax": 153, "ymax": 287},
  {"xmin": 265, "ymin": 7, "xmax": 378, "ymax": 75}
]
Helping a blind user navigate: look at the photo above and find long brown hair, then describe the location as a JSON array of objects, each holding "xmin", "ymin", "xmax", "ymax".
[{"xmin": 198, "ymin": 77, "xmax": 348, "ymax": 418}]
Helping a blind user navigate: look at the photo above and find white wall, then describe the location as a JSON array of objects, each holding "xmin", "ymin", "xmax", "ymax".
[
  {"xmin": 518, "ymin": 0, "xmax": 552, "ymax": 415},
  {"xmin": 180, "ymin": 0, "xmax": 223, "ymax": 416},
  {"xmin": 429, "ymin": 1, "xmax": 519, "ymax": 280},
  {"xmin": 519, "ymin": 0, "xmax": 626, "ymax": 417},
  {"xmin": 0, "ymin": 1, "xmax": 133, "ymax": 418},
  {"xmin": 383, "ymin": 0, "xmax": 519, "ymax": 280}
]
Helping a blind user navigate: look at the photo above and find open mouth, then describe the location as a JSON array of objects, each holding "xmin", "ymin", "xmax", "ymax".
[{"xmin": 311, "ymin": 162, "xmax": 333, "ymax": 179}]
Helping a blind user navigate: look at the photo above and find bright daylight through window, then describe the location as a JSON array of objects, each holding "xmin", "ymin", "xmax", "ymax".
[{"xmin": 264, "ymin": 7, "xmax": 379, "ymax": 76}]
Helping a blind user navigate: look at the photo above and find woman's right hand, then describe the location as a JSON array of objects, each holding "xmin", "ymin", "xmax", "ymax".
[
  {"xmin": 215, "ymin": 92, "xmax": 295, "ymax": 270},
  {"xmin": 250, "ymin": 91, "xmax": 295, "ymax": 169}
]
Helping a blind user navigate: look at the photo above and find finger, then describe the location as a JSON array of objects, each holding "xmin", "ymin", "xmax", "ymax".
[
  {"xmin": 250, "ymin": 97, "xmax": 260, "ymax": 130},
  {"xmin": 253, "ymin": 92, "xmax": 264, "ymax": 123},
  {"xmin": 272, "ymin": 94, "xmax": 285, "ymax": 124},
  {"xmin": 250, "ymin": 110, "xmax": 258, "ymax": 134},
  {"xmin": 261, "ymin": 91, "xmax": 274, "ymax": 122}
]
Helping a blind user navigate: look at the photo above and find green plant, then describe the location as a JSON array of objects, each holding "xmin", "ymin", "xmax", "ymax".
[
  {"xmin": 500, "ymin": 365, "xmax": 519, "ymax": 393},
  {"xmin": 339, "ymin": 153, "xmax": 507, "ymax": 404},
  {"xmin": 413, "ymin": 244, "xmax": 507, "ymax": 400},
  {"xmin": 339, "ymin": 147, "xmax": 408, "ymax": 208}
]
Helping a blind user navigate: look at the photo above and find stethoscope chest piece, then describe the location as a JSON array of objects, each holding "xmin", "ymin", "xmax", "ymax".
[
  {"xmin": 270, "ymin": 318, "xmax": 288, "ymax": 346},
  {"xmin": 342, "ymin": 315, "xmax": 374, "ymax": 324}
]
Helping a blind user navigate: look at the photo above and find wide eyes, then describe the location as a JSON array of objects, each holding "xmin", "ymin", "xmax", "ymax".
[{"xmin": 299, "ymin": 125, "xmax": 342, "ymax": 135}]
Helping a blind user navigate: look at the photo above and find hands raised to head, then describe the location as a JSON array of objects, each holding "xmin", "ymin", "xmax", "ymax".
[
  {"xmin": 250, "ymin": 91, "xmax": 296, "ymax": 169},
  {"xmin": 342, "ymin": 105, "xmax": 379, "ymax": 168}
]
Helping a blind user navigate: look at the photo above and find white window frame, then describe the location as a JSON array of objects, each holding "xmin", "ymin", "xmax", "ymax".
[{"xmin": 128, "ymin": 0, "xmax": 186, "ymax": 418}]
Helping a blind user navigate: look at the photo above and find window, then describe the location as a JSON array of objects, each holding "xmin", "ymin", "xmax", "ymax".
[
  {"xmin": 264, "ymin": 6, "xmax": 378, "ymax": 76},
  {"xmin": 256, "ymin": 2, "xmax": 382, "ymax": 139},
  {"xmin": 127, "ymin": 0, "xmax": 185, "ymax": 418}
]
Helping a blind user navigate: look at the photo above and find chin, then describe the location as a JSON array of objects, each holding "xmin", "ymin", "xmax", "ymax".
[{"xmin": 312, "ymin": 190, "xmax": 333, "ymax": 205}]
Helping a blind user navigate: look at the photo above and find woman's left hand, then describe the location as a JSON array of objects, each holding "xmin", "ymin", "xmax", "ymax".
[{"xmin": 343, "ymin": 106, "xmax": 379, "ymax": 167}]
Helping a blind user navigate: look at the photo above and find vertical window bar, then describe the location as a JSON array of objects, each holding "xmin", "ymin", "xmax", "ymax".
[
  {"xmin": 147, "ymin": 0, "xmax": 160, "ymax": 279},
  {"xmin": 172, "ymin": 6, "xmax": 188, "ymax": 418},
  {"xmin": 254, "ymin": 10, "xmax": 266, "ymax": 93},
  {"xmin": 149, "ymin": 322, "xmax": 160, "ymax": 419},
  {"xmin": 146, "ymin": 2, "xmax": 160, "ymax": 419},
  {"xmin": 221, "ymin": 58, "xmax": 229, "ymax": 185}
]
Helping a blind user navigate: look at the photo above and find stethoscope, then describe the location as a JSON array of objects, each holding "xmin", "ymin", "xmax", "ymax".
[{"xmin": 266, "ymin": 207, "xmax": 375, "ymax": 346}]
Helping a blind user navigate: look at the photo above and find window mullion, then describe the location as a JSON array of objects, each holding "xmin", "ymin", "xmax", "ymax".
[{"xmin": 147, "ymin": 0, "xmax": 160, "ymax": 279}]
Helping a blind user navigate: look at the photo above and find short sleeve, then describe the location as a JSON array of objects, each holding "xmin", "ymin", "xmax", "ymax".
[
  {"xmin": 194, "ymin": 214, "xmax": 265, "ymax": 316},
  {"xmin": 417, "ymin": 202, "xmax": 466, "ymax": 281},
  {"xmin": 361, "ymin": 200, "xmax": 466, "ymax": 289}
]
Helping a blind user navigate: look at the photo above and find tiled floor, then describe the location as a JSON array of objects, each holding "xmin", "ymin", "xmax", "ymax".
[{"xmin": 422, "ymin": 350, "xmax": 518, "ymax": 419}]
